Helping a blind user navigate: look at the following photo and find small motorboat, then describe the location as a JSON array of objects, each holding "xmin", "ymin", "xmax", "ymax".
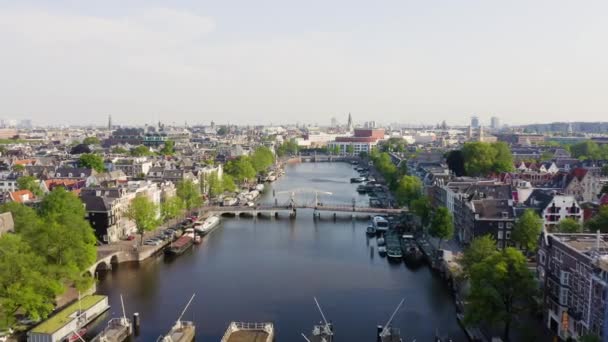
[
  {"xmin": 377, "ymin": 237, "xmax": 385, "ymax": 246},
  {"xmin": 378, "ymin": 246, "xmax": 387, "ymax": 256},
  {"xmin": 194, "ymin": 235, "xmax": 202, "ymax": 244},
  {"xmin": 366, "ymin": 225, "xmax": 377, "ymax": 235}
]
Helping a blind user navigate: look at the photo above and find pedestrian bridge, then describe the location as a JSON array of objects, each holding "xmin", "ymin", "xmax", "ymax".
[{"xmin": 204, "ymin": 204, "xmax": 406, "ymax": 218}]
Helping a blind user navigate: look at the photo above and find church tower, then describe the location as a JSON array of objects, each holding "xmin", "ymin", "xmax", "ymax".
[
  {"xmin": 347, "ymin": 113, "xmax": 353, "ymax": 132},
  {"xmin": 108, "ymin": 115, "xmax": 112, "ymax": 131}
]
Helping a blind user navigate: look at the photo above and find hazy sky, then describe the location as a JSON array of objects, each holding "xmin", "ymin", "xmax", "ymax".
[{"xmin": 1, "ymin": 0, "xmax": 608, "ymax": 127}]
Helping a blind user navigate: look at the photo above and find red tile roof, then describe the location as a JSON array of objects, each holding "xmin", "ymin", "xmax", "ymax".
[{"xmin": 9, "ymin": 190, "xmax": 36, "ymax": 203}]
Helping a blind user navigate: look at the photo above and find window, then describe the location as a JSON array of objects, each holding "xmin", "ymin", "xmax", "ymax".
[
  {"xmin": 560, "ymin": 271, "xmax": 570, "ymax": 286},
  {"xmin": 539, "ymin": 251, "xmax": 546, "ymax": 265},
  {"xmin": 506, "ymin": 222, "xmax": 513, "ymax": 229},
  {"xmin": 559, "ymin": 288, "xmax": 569, "ymax": 306},
  {"xmin": 497, "ymin": 231, "xmax": 504, "ymax": 239},
  {"xmin": 506, "ymin": 231, "xmax": 511, "ymax": 240},
  {"xmin": 498, "ymin": 222, "xmax": 504, "ymax": 229}
]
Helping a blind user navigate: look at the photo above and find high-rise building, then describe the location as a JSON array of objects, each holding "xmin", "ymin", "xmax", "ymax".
[
  {"xmin": 490, "ymin": 116, "xmax": 500, "ymax": 129},
  {"xmin": 108, "ymin": 115, "xmax": 112, "ymax": 131},
  {"xmin": 330, "ymin": 117, "xmax": 338, "ymax": 127},
  {"xmin": 471, "ymin": 116, "xmax": 480, "ymax": 128}
]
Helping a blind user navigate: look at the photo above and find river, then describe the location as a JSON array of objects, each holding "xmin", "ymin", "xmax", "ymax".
[{"xmin": 94, "ymin": 162, "xmax": 466, "ymax": 341}]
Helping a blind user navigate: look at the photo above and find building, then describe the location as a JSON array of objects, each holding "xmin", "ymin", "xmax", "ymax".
[
  {"xmin": 523, "ymin": 189, "xmax": 582, "ymax": 231},
  {"xmin": 471, "ymin": 116, "xmax": 479, "ymax": 128},
  {"xmin": 346, "ymin": 113, "xmax": 353, "ymax": 132},
  {"xmin": 537, "ymin": 232, "xmax": 608, "ymax": 340},
  {"xmin": 490, "ymin": 116, "xmax": 500, "ymax": 130},
  {"xmin": 0, "ymin": 212, "xmax": 14, "ymax": 236},
  {"xmin": 496, "ymin": 133, "xmax": 546, "ymax": 146},
  {"xmin": 327, "ymin": 128, "xmax": 385, "ymax": 154}
]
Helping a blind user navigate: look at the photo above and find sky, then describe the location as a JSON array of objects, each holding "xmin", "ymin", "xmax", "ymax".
[{"xmin": 1, "ymin": 0, "xmax": 608, "ymax": 127}]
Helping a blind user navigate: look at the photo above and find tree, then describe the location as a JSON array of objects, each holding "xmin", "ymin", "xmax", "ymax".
[
  {"xmin": 160, "ymin": 140, "xmax": 175, "ymax": 156},
  {"xmin": 0, "ymin": 234, "xmax": 62, "ymax": 327},
  {"xmin": 276, "ymin": 139, "xmax": 299, "ymax": 157},
  {"xmin": 206, "ymin": 172, "xmax": 223, "ymax": 198},
  {"xmin": 130, "ymin": 145, "xmax": 152, "ymax": 157},
  {"xmin": 17, "ymin": 176, "xmax": 43, "ymax": 197},
  {"xmin": 372, "ymin": 152, "xmax": 398, "ymax": 187},
  {"xmin": 394, "ymin": 175, "xmax": 421, "ymax": 206},
  {"xmin": 556, "ymin": 218, "xmax": 583, "ymax": 233},
  {"xmin": 461, "ymin": 235, "xmax": 497, "ymax": 277},
  {"xmin": 492, "ymin": 142, "xmax": 514, "ymax": 173},
  {"xmin": 512, "ymin": 209, "xmax": 543, "ymax": 253},
  {"xmin": 250, "ymin": 146, "xmax": 275, "ymax": 173},
  {"xmin": 586, "ymin": 206, "xmax": 608, "ymax": 233},
  {"xmin": 160, "ymin": 196, "xmax": 184, "ymax": 222},
  {"xmin": 111, "ymin": 146, "xmax": 128, "ymax": 154},
  {"xmin": 411, "ymin": 196, "xmax": 432, "ymax": 227},
  {"xmin": 0, "ymin": 202, "xmax": 41, "ymax": 234},
  {"xmin": 446, "ymin": 150, "xmax": 465, "ymax": 176},
  {"xmin": 217, "ymin": 126, "xmax": 229, "ymax": 136},
  {"xmin": 70, "ymin": 144, "xmax": 92, "ymax": 155},
  {"xmin": 126, "ymin": 195, "xmax": 159, "ymax": 245},
  {"xmin": 11, "ymin": 164, "xmax": 25, "ymax": 173},
  {"xmin": 570, "ymin": 140, "xmax": 602, "ymax": 160},
  {"xmin": 461, "ymin": 142, "xmax": 514, "ymax": 176},
  {"xmin": 346, "ymin": 145, "xmax": 354, "ymax": 155},
  {"xmin": 78, "ymin": 153, "xmax": 105, "ymax": 172},
  {"xmin": 465, "ymin": 248, "xmax": 537, "ymax": 341},
  {"xmin": 222, "ymin": 174, "xmax": 237, "ymax": 192},
  {"xmin": 82, "ymin": 136, "xmax": 100, "ymax": 145},
  {"xmin": 429, "ymin": 206, "xmax": 454, "ymax": 250},
  {"xmin": 602, "ymin": 165, "xmax": 608, "ymax": 177},
  {"xmin": 176, "ymin": 180, "xmax": 202, "ymax": 211},
  {"xmin": 225, "ymin": 157, "xmax": 256, "ymax": 183}
]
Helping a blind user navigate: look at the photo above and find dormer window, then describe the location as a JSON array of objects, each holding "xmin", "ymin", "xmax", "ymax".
[
  {"xmin": 81, "ymin": 173, "xmax": 85, "ymax": 177},
  {"xmin": 68, "ymin": 173, "xmax": 73, "ymax": 177}
]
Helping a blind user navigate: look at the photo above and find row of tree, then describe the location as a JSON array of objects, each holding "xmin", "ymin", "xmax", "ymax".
[{"xmin": 0, "ymin": 189, "xmax": 98, "ymax": 328}]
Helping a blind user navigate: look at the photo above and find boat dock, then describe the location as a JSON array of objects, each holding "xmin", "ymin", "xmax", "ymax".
[{"xmin": 220, "ymin": 322, "xmax": 274, "ymax": 342}]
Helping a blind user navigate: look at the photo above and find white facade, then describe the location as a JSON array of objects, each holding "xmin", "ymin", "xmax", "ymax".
[
  {"xmin": 540, "ymin": 195, "xmax": 583, "ymax": 231},
  {"xmin": 327, "ymin": 140, "xmax": 379, "ymax": 154}
]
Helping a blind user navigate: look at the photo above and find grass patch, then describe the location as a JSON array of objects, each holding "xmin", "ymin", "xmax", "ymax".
[{"xmin": 31, "ymin": 295, "xmax": 106, "ymax": 334}]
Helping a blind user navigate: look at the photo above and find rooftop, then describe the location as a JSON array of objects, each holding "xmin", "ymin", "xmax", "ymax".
[
  {"xmin": 552, "ymin": 233, "xmax": 608, "ymax": 256},
  {"xmin": 31, "ymin": 295, "xmax": 106, "ymax": 334}
]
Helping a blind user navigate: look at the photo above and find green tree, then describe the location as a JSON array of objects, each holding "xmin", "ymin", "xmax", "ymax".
[
  {"xmin": 346, "ymin": 145, "xmax": 354, "ymax": 155},
  {"xmin": 512, "ymin": 209, "xmax": 543, "ymax": 253},
  {"xmin": 429, "ymin": 206, "xmax": 454, "ymax": 250},
  {"xmin": 465, "ymin": 248, "xmax": 537, "ymax": 341},
  {"xmin": 602, "ymin": 165, "xmax": 608, "ymax": 177},
  {"xmin": 222, "ymin": 174, "xmax": 237, "ymax": 192},
  {"xmin": 225, "ymin": 157, "xmax": 256, "ymax": 183},
  {"xmin": 276, "ymin": 139, "xmax": 299, "ymax": 157},
  {"xmin": 0, "ymin": 202, "xmax": 41, "ymax": 234},
  {"xmin": 446, "ymin": 150, "xmax": 465, "ymax": 176},
  {"xmin": 126, "ymin": 195, "xmax": 159, "ymax": 245},
  {"xmin": 207, "ymin": 172, "xmax": 224, "ymax": 198},
  {"xmin": 78, "ymin": 153, "xmax": 105, "ymax": 172},
  {"xmin": 394, "ymin": 175, "xmax": 421, "ymax": 206},
  {"xmin": 586, "ymin": 206, "xmax": 608, "ymax": 233},
  {"xmin": 130, "ymin": 145, "xmax": 152, "ymax": 157},
  {"xmin": 492, "ymin": 142, "xmax": 514, "ymax": 173},
  {"xmin": 570, "ymin": 140, "xmax": 601, "ymax": 160},
  {"xmin": 11, "ymin": 164, "xmax": 25, "ymax": 173},
  {"xmin": 17, "ymin": 176, "xmax": 43, "ymax": 197},
  {"xmin": 161, "ymin": 196, "xmax": 183, "ymax": 222},
  {"xmin": 82, "ymin": 136, "xmax": 100, "ymax": 145},
  {"xmin": 462, "ymin": 142, "xmax": 514, "ymax": 176},
  {"xmin": 461, "ymin": 235, "xmax": 497, "ymax": 277},
  {"xmin": 0, "ymin": 234, "xmax": 62, "ymax": 327},
  {"xmin": 176, "ymin": 180, "xmax": 202, "ymax": 211},
  {"xmin": 411, "ymin": 196, "xmax": 432, "ymax": 227},
  {"xmin": 217, "ymin": 126, "xmax": 229, "ymax": 136},
  {"xmin": 160, "ymin": 140, "xmax": 175, "ymax": 156},
  {"xmin": 250, "ymin": 146, "xmax": 275, "ymax": 173},
  {"xmin": 556, "ymin": 218, "xmax": 583, "ymax": 233},
  {"xmin": 111, "ymin": 146, "xmax": 128, "ymax": 154},
  {"xmin": 372, "ymin": 152, "xmax": 398, "ymax": 187}
]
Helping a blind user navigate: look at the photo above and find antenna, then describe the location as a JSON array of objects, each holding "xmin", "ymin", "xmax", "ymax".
[{"xmin": 380, "ymin": 298, "xmax": 405, "ymax": 337}]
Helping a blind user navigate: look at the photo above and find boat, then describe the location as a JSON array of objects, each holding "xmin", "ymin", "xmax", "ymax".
[
  {"xmin": 400, "ymin": 234, "xmax": 422, "ymax": 261},
  {"xmin": 222, "ymin": 197, "xmax": 238, "ymax": 206},
  {"xmin": 221, "ymin": 322, "xmax": 274, "ymax": 342},
  {"xmin": 194, "ymin": 216, "xmax": 221, "ymax": 236},
  {"xmin": 193, "ymin": 235, "xmax": 202, "ymax": 244},
  {"xmin": 255, "ymin": 184, "xmax": 265, "ymax": 192},
  {"xmin": 378, "ymin": 245, "xmax": 387, "ymax": 256},
  {"xmin": 184, "ymin": 228, "xmax": 195, "ymax": 238},
  {"xmin": 305, "ymin": 297, "xmax": 334, "ymax": 342},
  {"xmin": 90, "ymin": 295, "xmax": 132, "ymax": 342},
  {"xmin": 377, "ymin": 299, "xmax": 405, "ymax": 342},
  {"xmin": 165, "ymin": 235, "xmax": 193, "ymax": 256},
  {"xmin": 377, "ymin": 237, "xmax": 386, "ymax": 246},
  {"xmin": 356, "ymin": 185, "xmax": 368, "ymax": 194},
  {"xmin": 350, "ymin": 177, "xmax": 365, "ymax": 183},
  {"xmin": 372, "ymin": 216, "xmax": 389, "ymax": 232},
  {"xmin": 159, "ymin": 294, "xmax": 196, "ymax": 342},
  {"xmin": 68, "ymin": 328, "xmax": 87, "ymax": 341},
  {"xmin": 366, "ymin": 225, "xmax": 376, "ymax": 235},
  {"xmin": 385, "ymin": 232, "xmax": 403, "ymax": 259}
]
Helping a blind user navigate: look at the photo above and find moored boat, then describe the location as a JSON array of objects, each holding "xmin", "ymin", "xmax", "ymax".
[
  {"xmin": 385, "ymin": 232, "xmax": 403, "ymax": 259},
  {"xmin": 159, "ymin": 294, "xmax": 196, "ymax": 342},
  {"xmin": 350, "ymin": 177, "xmax": 365, "ymax": 183},
  {"xmin": 306, "ymin": 297, "xmax": 333, "ymax": 342},
  {"xmin": 165, "ymin": 235, "xmax": 193, "ymax": 256},
  {"xmin": 194, "ymin": 215, "xmax": 221, "ymax": 236},
  {"xmin": 377, "ymin": 299, "xmax": 405, "ymax": 342},
  {"xmin": 366, "ymin": 225, "xmax": 376, "ymax": 235},
  {"xmin": 401, "ymin": 234, "xmax": 422, "ymax": 261},
  {"xmin": 372, "ymin": 216, "xmax": 389, "ymax": 232}
]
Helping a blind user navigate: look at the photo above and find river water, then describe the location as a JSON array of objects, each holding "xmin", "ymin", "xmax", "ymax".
[{"xmin": 94, "ymin": 162, "xmax": 466, "ymax": 341}]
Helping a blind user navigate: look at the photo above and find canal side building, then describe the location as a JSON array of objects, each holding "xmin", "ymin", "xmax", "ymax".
[{"xmin": 537, "ymin": 232, "xmax": 608, "ymax": 340}]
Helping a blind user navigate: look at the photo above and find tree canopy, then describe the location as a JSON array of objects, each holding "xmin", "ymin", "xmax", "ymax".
[
  {"xmin": 250, "ymin": 146, "xmax": 275, "ymax": 173},
  {"xmin": 126, "ymin": 195, "xmax": 159, "ymax": 244},
  {"xmin": 586, "ymin": 206, "xmax": 608, "ymax": 233},
  {"xmin": 78, "ymin": 153, "xmax": 105, "ymax": 172},
  {"xmin": 159, "ymin": 140, "xmax": 175, "ymax": 156},
  {"xmin": 394, "ymin": 175, "xmax": 421, "ymax": 206},
  {"xmin": 461, "ymin": 235, "xmax": 497, "ymax": 277},
  {"xmin": 17, "ymin": 176, "xmax": 43, "ymax": 197},
  {"xmin": 276, "ymin": 139, "xmax": 298, "ymax": 157},
  {"xmin": 130, "ymin": 145, "xmax": 152, "ymax": 157},
  {"xmin": 429, "ymin": 206, "xmax": 454, "ymax": 250},
  {"xmin": 461, "ymin": 142, "xmax": 514, "ymax": 176},
  {"xmin": 82, "ymin": 136, "xmax": 101, "ymax": 145},
  {"xmin": 380, "ymin": 137, "xmax": 407, "ymax": 153},
  {"xmin": 176, "ymin": 180, "xmax": 202, "ymax": 211},
  {"xmin": 446, "ymin": 150, "xmax": 465, "ymax": 176},
  {"xmin": 70, "ymin": 143, "xmax": 92, "ymax": 155},
  {"xmin": 225, "ymin": 156, "xmax": 256, "ymax": 183},
  {"xmin": 556, "ymin": 218, "xmax": 583, "ymax": 233},
  {"xmin": 512, "ymin": 209, "xmax": 543, "ymax": 253},
  {"xmin": 161, "ymin": 196, "xmax": 183, "ymax": 222},
  {"xmin": 411, "ymin": 196, "xmax": 432, "ymax": 227},
  {"xmin": 570, "ymin": 140, "xmax": 608, "ymax": 161},
  {"xmin": 111, "ymin": 146, "xmax": 128, "ymax": 154},
  {"xmin": 216, "ymin": 126, "xmax": 229, "ymax": 136},
  {"xmin": 465, "ymin": 247, "xmax": 536, "ymax": 341}
]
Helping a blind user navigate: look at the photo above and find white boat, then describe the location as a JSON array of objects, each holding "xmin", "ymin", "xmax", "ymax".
[
  {"xmin": 223, "ymin": 197, "xmax": 238, "ymax": 206},
  {"xmin": 184, "ymin": 228, "xmax": 195, "ymax": 238},
  {"xmin": 194, "ymin": 235, "xmax": 202, "ymax": 244},
  {"xmin": 377, "ymin": 237, "xmax": 385, "ymax": 246},
  {"xmin": 194, "ymin": 216, "xmax": 221, "ymax": 236},
  {"xmin": 255, "ymin": 184, "xmax": 265, "ymax": 192},
  {"xmin": 372, "ymin": 216, "xmax": 389, "ymax": 232},
  {"xmin": 378, "ymin": 246, "xmax": 387, "ymax": 255},
  {"xmin": 366, "ymin": 225, "xmax": 377, "ymax": 235}
]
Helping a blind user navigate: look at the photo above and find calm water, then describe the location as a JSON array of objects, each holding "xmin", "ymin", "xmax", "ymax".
[{"xmin": 94, "ymin": 162, "xmax": 466, "ymax": 341}]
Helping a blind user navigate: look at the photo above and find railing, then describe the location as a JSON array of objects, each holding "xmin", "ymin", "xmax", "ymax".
[{"xmin": 220, "ymin": 322, "xmax": 274, "ymax": 342}]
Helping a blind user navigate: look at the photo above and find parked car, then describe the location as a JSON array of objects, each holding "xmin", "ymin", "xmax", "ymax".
[{"xmin": 126, "ymin": 235, "xmax": 136, "ymax": 241}]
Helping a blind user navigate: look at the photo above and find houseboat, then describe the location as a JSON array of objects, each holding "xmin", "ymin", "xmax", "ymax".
[
  {"xmin": 165, "ymin": 235, "xmax": 193, "ymax": 256},
  {"xmin": 372, "ymin": 216, "xmax": 389, "ymax": 232},
  {"xmin": 401, "ymin": 234, "xmax": 422, "ymax": 261},
  {"xmin": 194, "ymin": 215, "xmax": 221, "ymax": 236}
]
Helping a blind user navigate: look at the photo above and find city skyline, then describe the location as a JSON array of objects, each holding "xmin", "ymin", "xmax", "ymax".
[{"xmin": 2, "ymin": 1, "xmax": 608, "ymax": 125}]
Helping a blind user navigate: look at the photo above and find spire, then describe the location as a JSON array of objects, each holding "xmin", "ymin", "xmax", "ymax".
[
  {"xmin": 108, "ymin": 115, "xmax": 112, "ymax": 131},
  {"xmin": 347, "ymin": 112, "xmax": 353, "ymax": 132}
]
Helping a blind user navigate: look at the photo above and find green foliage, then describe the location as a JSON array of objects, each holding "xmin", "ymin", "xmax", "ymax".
[
  {"xmin": 223, "ymin": 174, "xmax": 237, "ymax": 192},
  {"xmin": 512, "ymin": 209, "xmax": 543, "ymax": 253},
  {"xmin": 82, "ymin": 136, "xmax": 100, "ymax": 145},
  {"xmin": 602, "ymin": 165, "xmax": 608, "ymax": 177},
  {"xmin": 225, "ymin": 156, "xmax": 256, "ymax": 183},
  {"xmin": 371, "ymin": 152, "xmax": 398, "ymax": 186},
  {"xmin": 394, "ymin": 175, "xmax": 421, "ymax": 206},
  {"xmin": 0, "ymin": 234, "xmax": 62, "ymax": 327},
  {"xmin": 111, "ymin": 146, "xmax": 128, "ymax": 154},
  {"xmin": 126, "ymin": 195, "xmax": 160, "ymax": 244},
  {"xmin": 429, "ymin": 206, "xmax": 454, "ymax": 249},
  {"xmin": 78, "ymin": 153, "xmax": 105, "ymax": 172},
  {"xmin": 161, "ymin": 196, "xmax": 183, "ymax": 222},
  {"xmin": 446, "ymin": 150, "xmax": 465, "ymax": 176},
  {"xmin": 461, "ymin": 142, "xmax": 514, "ymax": 176},
  {"xmin": 159, "ymin": 140, "xmax": 175, "ymax": 156},
  {"xmin": 411, "ymin": 196, "xmax": 432, "ymax": 227},
  {"xmin": 570, "ymin": 140, "xmax": 606, "ymax": 160},
  {"xmin": 276, "ymin": 139, "xmax": 299, "ymax": 157},
  {"xmin": 380, "ymin": 137, "xmax": 407, "ymax": 152},
  {"xmin": 130, "ymin": 145, "xmax": 152, "ymax": 157},
  {"xmin": 465, "ymin": 248, "xmax": 536, "ymax": 341},
  {"xmin": 346, "ymin": 145, "xmax": 354, "ymax": 155},
  {"xmin": 556, "ymin": 218, "xmax": 583, "ymax": 233},
  {"xmin": 461, "ymin": 235, "xmax": 497, "ymax": 277},
  {"xmin": 12, "ymin": 164, "xmax": 25, "ymax": 172},
  {"xmin": 586, "ymin": 206, "xmax": 608, "ymax": 233},
  {"xmin": 205, "ymin": 171, "xmax": 223, "ymax": 198},
  {"xmin": 250, "ymin": 146, "xmax": 275, "ymax": 173},
  {"xmin": 176, "ymin": 180, "xmax": 202, "ymax": 210},
  {"xmin": 330, "ymin": 145, "xmax": 340, "ymax": 155},
  {"xmin": 17, "ymin": 176, "xmax": 43, "ymax": 197}
]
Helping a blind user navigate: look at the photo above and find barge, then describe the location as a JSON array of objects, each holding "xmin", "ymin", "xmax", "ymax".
[{"xmin": 165, "ymin": 235, "xmax": 193, "ymax": 256}]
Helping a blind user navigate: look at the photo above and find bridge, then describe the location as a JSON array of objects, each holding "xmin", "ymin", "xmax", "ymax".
[
  {"xmin": 289, "ymin": 153, "xmax": 359, "ymax": 163},
  {"xmin": 205, "ymin": 188, "xmax": 406, "ymax": 218}
]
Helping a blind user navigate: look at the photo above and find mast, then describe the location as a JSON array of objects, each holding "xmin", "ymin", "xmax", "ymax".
[
  {"xmin": 380, "ymin": 298, "xmax": 405, "ymax": 337},
  {"xmin": 176, "ymin": 294, "xmax": 196, "ymax": 328}
]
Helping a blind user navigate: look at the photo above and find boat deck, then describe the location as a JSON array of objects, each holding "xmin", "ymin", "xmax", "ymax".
[
  {"xmin": 90, "ymin": 319, "xmax": 132, "ymax": 342},
  {"xmin": 225, "ymin": 330, "xmax": 270, "ymax": 342},
  {"xmin": 166, "ymin": 324, "xmax": 195, "ymax": 342}
]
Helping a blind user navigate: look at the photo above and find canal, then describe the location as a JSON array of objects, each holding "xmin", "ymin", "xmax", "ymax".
[{"xmin": 94, "ymin": 162, "xmax": 467, "ymax": 341}]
